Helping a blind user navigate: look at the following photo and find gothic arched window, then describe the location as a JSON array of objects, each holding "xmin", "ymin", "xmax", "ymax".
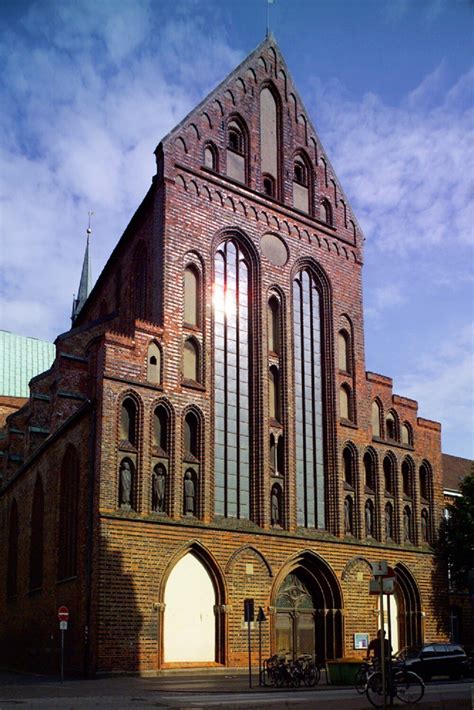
[
  {"xmin": 7, "ymin": 500, "xmax": 19, "ymax": 598},
  {"xmin": 293, "ymin": 268, "xmax": 327, "ymax": 528},
  {"xmin": 214, "ymin": 239, "xmax": 252, "ymax": 518},
  {"xmin": 58, "ymin": 446, "xmax": 79, "ymax": 581},
  {"xmin": 29, "ymin": 475, "xmax": 44, "ymax": 590}
]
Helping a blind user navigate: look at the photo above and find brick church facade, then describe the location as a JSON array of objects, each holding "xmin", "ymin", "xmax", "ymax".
[{"xmin": 0, "ymin": 37, "xmax": 449, "ymax": 676}]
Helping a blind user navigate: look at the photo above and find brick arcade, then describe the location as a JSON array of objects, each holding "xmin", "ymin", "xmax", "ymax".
[{"xmin": 0, "ymin": 36, "xmax": 449, "ymax": 676}]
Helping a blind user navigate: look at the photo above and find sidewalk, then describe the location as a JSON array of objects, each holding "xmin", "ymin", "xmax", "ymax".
[{"xmin": 0, "ymin": 668, "xmax": 472, "ymax": 709}]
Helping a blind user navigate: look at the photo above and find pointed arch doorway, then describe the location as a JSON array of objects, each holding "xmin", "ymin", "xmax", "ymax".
[
  {"xmin": 162, "ymin": 550, "xmax": 226, "ymax": 664},
  {"xmin": 273, "ymin": 554, "xmax": 343, "ymax": 661}
]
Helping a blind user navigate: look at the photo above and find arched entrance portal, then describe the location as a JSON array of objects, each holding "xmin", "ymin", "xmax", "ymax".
[
  {"xmin": 164, "ymin": 553, "xmax": 216, "ymax": 662},
  {"xmin": 273, "ymin": 554, "xmax": 343, "ymax": 661},
  {"xmin": 395, "ymin": 563, "xmax": 423, "ymax": 648}
]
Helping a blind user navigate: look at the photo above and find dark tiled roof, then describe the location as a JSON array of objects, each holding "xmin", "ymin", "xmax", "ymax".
[{"xmin": 442, "ymin": 453, "xmax": 473, "ymax": 492}]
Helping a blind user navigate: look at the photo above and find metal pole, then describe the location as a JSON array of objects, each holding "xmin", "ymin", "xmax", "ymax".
[
  {"xmin": 60, "ymin": 628, "xmax": 64, "ymax": 684},
  {"xmin": 379, "ymin": 578, "xmax": 386, "ymax": 710},
  {"xmin": 258, "ymin": 618, "xmax": 262, "ymax": 686},
  {"xmin": 387, "ymin": 594, "xmax": 393, "ymax": 706},
  {"xmin": 247, "ymin": 618, "xmax": 252, "ymax": 688}
]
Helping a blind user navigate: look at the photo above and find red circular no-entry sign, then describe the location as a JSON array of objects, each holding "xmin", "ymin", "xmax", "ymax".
[{"xmin": 58, "ymin": 606, "xmax": 69, "ymax": 622}]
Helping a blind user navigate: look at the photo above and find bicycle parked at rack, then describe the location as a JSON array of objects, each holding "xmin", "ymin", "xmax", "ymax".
[
  {"xmin": 260, "ymin": 652, "xmax": 322, "ymax": 688},
  {"xmin": 365, "ymin": 659, "xmax": 425, "ymax": 707}
]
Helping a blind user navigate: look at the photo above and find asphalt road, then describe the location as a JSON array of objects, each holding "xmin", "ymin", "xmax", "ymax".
[{"xmin": 0, "ymin": 671, "xmax": 472, "ymax": 709}]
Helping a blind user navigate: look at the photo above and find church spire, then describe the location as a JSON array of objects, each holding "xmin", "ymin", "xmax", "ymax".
[{"xmin": 71, "ymin": 213, "xmax": 93, "ymax": 323}]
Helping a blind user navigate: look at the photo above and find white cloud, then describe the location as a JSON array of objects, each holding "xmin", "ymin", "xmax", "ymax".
[
  {"xmin": 365, "ymin": 284, "xmax": 406, "ymax": 323},
  {"xmin": 309, "ymin": 64, "xmax": 474, "ymax": 254},
  {"xmin": 396, "ymin": 323, "xmax": 474, "ymax": 457},
  {"xmin": 0, "ymin": 0, "xmax": 240, "ymax": 341}
]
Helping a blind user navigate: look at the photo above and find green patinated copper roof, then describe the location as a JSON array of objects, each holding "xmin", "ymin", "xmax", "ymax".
[{"xmin": 0, "ymin": 330, "xmax": 55, "ymax": 397}]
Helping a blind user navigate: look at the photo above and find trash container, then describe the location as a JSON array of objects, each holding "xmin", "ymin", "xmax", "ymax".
[{"xmin": 327, "ymin": 660, "xmax": 362, "ymax": 685}]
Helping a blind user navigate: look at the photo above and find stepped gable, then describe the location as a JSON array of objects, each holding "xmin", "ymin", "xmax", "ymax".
[{"xmin": 159, "ymin": 34, "xmax": 362, "ymax": 250}]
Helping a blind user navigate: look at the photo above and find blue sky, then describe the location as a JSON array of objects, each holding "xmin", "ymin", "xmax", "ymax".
[{"xmin": 0, "ymin": 0, "xmax": 473, "ymax": 458}]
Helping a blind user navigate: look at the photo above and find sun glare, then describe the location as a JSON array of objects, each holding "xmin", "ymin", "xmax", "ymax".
[{"xmin": 213, "ymin": 283, "xmax": 236, "ymax": 319}]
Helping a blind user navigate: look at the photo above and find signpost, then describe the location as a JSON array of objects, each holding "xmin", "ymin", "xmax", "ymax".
[
  {"xmin": 244, "ymin": 599, "xmax": 254, "ymax": 688},
  {"xmin": 256, "ymin": 606, "xmax": 267, "ymax": 685},
  {"xmin": 370, "ymin": 563, "xmax": 388, "ymax": 710},
  {"xmin": 57, "ymin": 606, "xmax": 69, "ymax": 683}
]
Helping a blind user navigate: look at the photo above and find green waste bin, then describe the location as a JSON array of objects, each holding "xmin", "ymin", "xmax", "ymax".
[{"xmin": 327, "ymin": 660, "xmax": 362, "ymax": 685}]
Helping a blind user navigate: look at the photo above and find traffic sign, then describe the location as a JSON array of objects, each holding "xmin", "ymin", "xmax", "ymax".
[
  {"xmin": 369, "ymin": 578, "xmax": 395, "ymax": 595},
  {"xmin": 59, "ymin": 621, "xmax": 68, "ymax": 631},
  {"xmin": 371, "ymin": 560, "xmax": 388, "ymax": 577},
  {"xmin": 58, "ymin": 606, "xmax": 69, "ymax": 622}
]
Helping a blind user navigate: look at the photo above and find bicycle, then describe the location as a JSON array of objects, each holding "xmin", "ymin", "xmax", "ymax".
[
  {"xmin": 354, "ymin": 659, "xmax": 376, "ymax": 694},
  {"xmin": 260, "ymin": 652, "xmax": 322, "ymax": 688},
  {"xmin": 366, "ymin": 660, "xmax": 424, "ymax": 707},
  {"xmin": 293, "ymin": 654, "xmax": 321, "ymax": 687}
]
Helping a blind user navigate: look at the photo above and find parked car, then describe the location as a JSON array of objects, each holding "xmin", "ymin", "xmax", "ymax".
[
  {"xmin": 395, "ymin": 643, "xmax": 469, "ymax": 681},
  {"xmin": 462, "ymin": 646, "xmax": 474, "ymax": 676}
]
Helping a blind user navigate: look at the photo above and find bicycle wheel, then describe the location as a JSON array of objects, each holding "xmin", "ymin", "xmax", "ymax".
[
  {"xmin": 366, "ymin": 671, "xmax": 386, "ymax": 708},
  {"xmin": 354, "ymin": 664, "xmax": 368, "ymax": 694},
  {"xmin": 303, "ymin": 665, "xmax": 320, "ymax": 687},
  {"xmin": 260, "ymin": 667, "xmax": 272, "ymax": 687},
  {"xmin": 395, "ymin": 670, "xmax": 425, "ymax": 704}
]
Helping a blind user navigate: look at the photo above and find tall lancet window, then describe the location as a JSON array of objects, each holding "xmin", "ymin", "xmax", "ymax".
[
  {"xmin": 293, "ymin": 268, "xmax": 325, "ymax": 528},
  {"xmin": 214, "ymin": 240, "xmax": 250, "ymax": 518}
]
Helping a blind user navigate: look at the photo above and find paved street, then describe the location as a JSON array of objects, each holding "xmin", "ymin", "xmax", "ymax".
[{"xmin": 0, "ymin": 671, "xmax": 472, "ymax": 709}]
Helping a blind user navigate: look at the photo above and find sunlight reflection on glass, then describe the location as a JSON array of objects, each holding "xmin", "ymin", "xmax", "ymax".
[{"xmin": 213, "ymin": 283, "xmax": 236, "ymax": 318}]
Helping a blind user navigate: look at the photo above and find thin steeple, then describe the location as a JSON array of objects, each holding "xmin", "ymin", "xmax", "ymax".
[{"xmin": 71, "ymin": 213, "xmax": 93, "ymax": 323}]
